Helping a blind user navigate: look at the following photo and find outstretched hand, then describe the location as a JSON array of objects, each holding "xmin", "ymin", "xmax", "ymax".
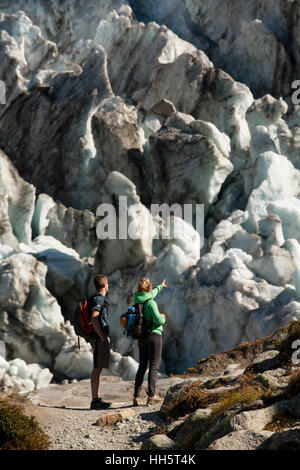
[{"xmin": 161, "ymin": 279, "xmax": 167, "ymax": 288}]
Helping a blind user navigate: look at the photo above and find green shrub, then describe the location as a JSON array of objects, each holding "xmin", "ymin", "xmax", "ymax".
[
  {"xmin": 164, "ymin": 380, "xmax": 225, "ymax": 419},
  {"xmin": 165, "ymin": 372, "xmax": 275, "ymax": 421},
  {"xmin": 0, "ymin": 405, "xmax": 50, "ymax": 450}
]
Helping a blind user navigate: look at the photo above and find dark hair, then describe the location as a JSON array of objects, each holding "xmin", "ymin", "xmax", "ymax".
[{"xmin": 94, "ymin": 274, "xmax": 108, "ymax": 291}]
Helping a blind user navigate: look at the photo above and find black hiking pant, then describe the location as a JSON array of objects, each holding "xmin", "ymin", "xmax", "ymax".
[{"xmin": 134, "ymin": 332, "xmax": 162, "ymax": 398}]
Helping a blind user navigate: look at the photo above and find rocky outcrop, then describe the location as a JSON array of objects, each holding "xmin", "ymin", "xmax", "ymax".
[
  {"xmin": 141, "ymin": 321, "xmax": 300, "ymax": 450},
  {"xmin": 207, "ymin": 430, "xmax": 274, "ymax": 450},
  {"xmin": 141, "ymin": 434, "xmax": 179, "ymax": 450},
  {"xmin": 258, "ymin": 426, "xmax": 300, "ymax": 450}
]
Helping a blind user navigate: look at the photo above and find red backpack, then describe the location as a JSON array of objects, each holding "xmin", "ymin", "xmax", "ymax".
[{"xmin": 74, "ymin": 297, "xmax": 96, "ymax": 348}]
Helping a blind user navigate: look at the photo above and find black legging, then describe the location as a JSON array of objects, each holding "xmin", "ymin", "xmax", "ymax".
[{"xmin": 134, "ymin": 333, "xmax": 162, "ymax": 398}]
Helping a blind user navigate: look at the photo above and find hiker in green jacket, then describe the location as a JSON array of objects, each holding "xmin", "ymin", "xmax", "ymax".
[{"xmin": 133, "ymin": 277, "xmax": 167, "ymax": 406}]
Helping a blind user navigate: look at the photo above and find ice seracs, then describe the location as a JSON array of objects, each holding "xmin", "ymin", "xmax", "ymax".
[
  {"xmin": 1, "ymin": 0, "xmax": 300, "ymax": 385},
  {"xmin": 0, "ymin": 149, "xmax": 35, "ymax": 246},
  {"xmin": 243, "ymin": 151, "xmax": 300, "ymax": 235}
]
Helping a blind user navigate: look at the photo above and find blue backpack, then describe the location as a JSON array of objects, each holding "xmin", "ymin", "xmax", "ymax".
[{"xmin": 120, "ymin": 300, "xmax": 151, "ymax": 339}]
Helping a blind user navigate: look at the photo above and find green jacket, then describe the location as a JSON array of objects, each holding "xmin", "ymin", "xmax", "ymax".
[{"xmin": 134, "ymin": 284, "xmax": 165, "ymax": 335}]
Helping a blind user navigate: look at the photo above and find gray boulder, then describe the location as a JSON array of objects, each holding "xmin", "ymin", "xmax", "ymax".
[
  {"xmin": 195, "ymin": 402, "xmax": 284, "ymax": 450},
  {"xmin": 281, "ymin": 394, "xmax": 300, "ymax": 419},
  {"xmin": 160, "ymin": 379, "xmax": 200, "ymax": 417},
  {"xmin": 208, "ymin": 429, "xmax": 274, "ymax": 450},
  {"xmin": 141, "ymin": 434, "xmax": 179, "ymax": 450},
  {"xmin": 174, "ymin": 408, "xmax": 212, "ymax": 449},
  {"xmin": 258, "ymin": 426, "xmax": 300, "ymax": 450}
]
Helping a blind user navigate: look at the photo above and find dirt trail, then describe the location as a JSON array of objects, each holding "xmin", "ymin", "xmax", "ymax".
[{"xmin": 19, "ymin": 376, "xmax": 183, "ymax": 450}]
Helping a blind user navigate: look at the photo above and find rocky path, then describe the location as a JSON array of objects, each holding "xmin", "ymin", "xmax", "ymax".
[{"xmin": 22, "ymin": 376, "xmax": 183, "ymax": 451}]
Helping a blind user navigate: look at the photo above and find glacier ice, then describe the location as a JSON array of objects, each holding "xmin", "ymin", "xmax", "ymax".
[
  {"xmin": 0, "ymin": 357, "xmax": 53, "ymax": 394},
  {"xmin": 243, "ymin": 151, "xmax": 300, "ymax": 234},
  {"xmin": 1, "ymin": 0, "xmax": 300, "ymax": 384},
  {"xmin": 267, "ymin": 198, "xmax": 300, "ymax": 244}
]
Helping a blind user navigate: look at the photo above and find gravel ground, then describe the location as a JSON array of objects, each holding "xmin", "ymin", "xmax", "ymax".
[
  {"xmin": 19, "ymin": 377, "xmax": 181, "ymax": 451},
  {"xmin": 40, "ymin": 402, "xmax": 166, "ymax": 450}
]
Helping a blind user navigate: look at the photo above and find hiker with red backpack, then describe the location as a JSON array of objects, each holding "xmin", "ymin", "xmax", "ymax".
[
  {"xmin": 73, "ymin": 275, "xmax": 111, "ymax": 409},
  {"xmin": 132, "ymin": 277, "xmax": 167, "ymax": 406},
  {"xmin": 88, "ymin": 274, "xmax": 112, "ymax": 410}
]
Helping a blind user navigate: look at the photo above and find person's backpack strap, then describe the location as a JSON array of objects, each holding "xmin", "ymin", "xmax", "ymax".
[{"xmin": 87, "ymin": 295, "xmax": 108, "ymax": 318}]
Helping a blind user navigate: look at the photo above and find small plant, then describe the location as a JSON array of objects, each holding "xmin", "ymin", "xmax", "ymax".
[
  {"xmin": 212, "ymin": 385, "xmax": 263, "ymax": 417},
  {"xmin": 285, "ymin": 370, "xmax": 300, "ymax": 398},
  {"xmin": 264, "ymin": 413, "xmax": 298, "ymax": 432},
  {"xmin": 162, "ymin": 380, "xmax": 230, "ymax": 419},
  {"xmin": 150, "ymin": 423, "xmax": 169, "ymax": 436},
  {"xmin": 0, "ymin": 401, "xmax": 50, "ymax": 450},
  {"xmin": 210, "ymin": 371, "xmax": 274, "ymax": 418},
  {"xmin": 269, "ymin": 369, "xmax": 300, "ymax": 404}
]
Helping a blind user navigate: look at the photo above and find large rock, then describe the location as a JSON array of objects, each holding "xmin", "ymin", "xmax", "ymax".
[
  {"xmin": 149, "ymin": 99, "xmax": 176, "ymax": 118},
  {"xmin": 208, "ymin": 429, "xmax": 274, "ymax": 450},
  {"xmin": 228, "ymin": 404, "xmax": 281, "ymax": 431},
  {"xmin": 141, "ymin": 434, "xmax": 179, "ymax": 450},
  {"xmin": 194, "ymin": 402, "xmax": 283, "ymax": 450},
  {"xmin": 281, "ymin": 393, "xmax": 300, "ymax": 419},
  {"xmin": 174, "ymin": 408, "xmax": 212, "ymax": 449},
  {"xmin": 160, "ymin": 379, "xmax": 201, "ymax": 417},
  {"xmin": 258, "ymin": 426, "xmax": 300, "ymax": 450},
  {"xmin": 195, "ymin": 409, "xmax": 240, "ymax": 450}
]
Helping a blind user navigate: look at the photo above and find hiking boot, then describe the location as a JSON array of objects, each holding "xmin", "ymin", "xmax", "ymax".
[
  {"xmin": 133, "ymin": 397, "xmax": 142, "ymax": 406},
  {"xmin": 146, "ymin": 395, "xmax": 163, "ymax": 406},
  {"xmin": 90, "ymin": 397, "xmax": 111, "ymax": 410}
]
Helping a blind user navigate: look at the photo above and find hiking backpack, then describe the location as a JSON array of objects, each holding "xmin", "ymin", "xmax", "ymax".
[
  {"xmin": 74, "ymin": 296, "xmax": 108, "ymax": 348},
  {"xmin": 120, "ymin": 299, "xmax": 151, "ymax": 340}
]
